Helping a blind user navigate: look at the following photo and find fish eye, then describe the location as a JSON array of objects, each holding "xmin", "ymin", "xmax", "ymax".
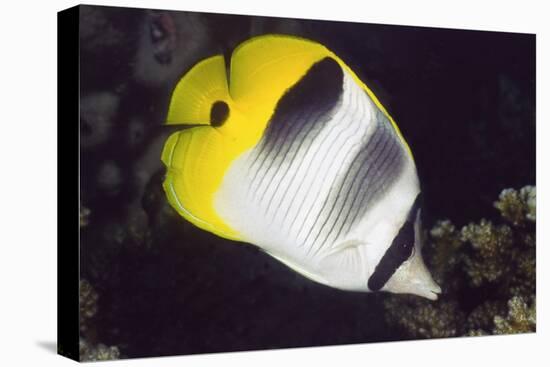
[{"xmin": 210, "ymin": 101, "xmax": 230, "ymax": 127}]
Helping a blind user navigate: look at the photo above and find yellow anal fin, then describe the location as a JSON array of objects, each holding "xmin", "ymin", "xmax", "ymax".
[{"xmin": 167, "ymin": 55, "xmax": 230, "ymax": 126}]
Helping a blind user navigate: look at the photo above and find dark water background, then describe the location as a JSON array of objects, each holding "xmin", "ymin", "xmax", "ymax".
[{"xmin": 78, "ymin": 5, "xmax": 535, "ymax": 359}]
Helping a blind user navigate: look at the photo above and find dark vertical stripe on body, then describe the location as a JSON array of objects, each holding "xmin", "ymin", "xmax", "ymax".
[
  {"xmin": 262, "ymin": 106, "xmax": 327, "ymax": 216},
  {"xmin": 270, "ymin": 117, "xmax": 330, "ymax": 222},
  {"xmin": 310, "ymin": 118, "xmax": 394, "ymax": 255},
  {"xmin": 309, "ymin": 125, "xmax": 386, "ymax": 253},
  {"xmin": 249, "ymin": 106, "xmax": 301, "ymax": 199},
  {"xmin": 246, "ymin": 57, "xmax": 344, "ymax": 203},
  {"xmin": 315, "ymin": 124, "xmax": 392, "ymax": 251},
  {"xmin": 253, "ymin": 102, "xmax": 305, "ymax": 201},
  {"xmin": 297, "ymin": 116, "xmax": 367, "ymax": 252},
  {"xmin": 293, "ymin": 138, "xmax": 362, "ymax": 248},
  {"xmin": 259, "ymin": 98, "xmax": 328, "ymax": 210},
  {"xmin": 335, "ymin": 128, "xmax": 393, "ymax": 236},
  {"xmin": 342, "ymin": 111, "xmax": 405, "ymax": 235},
  {"xmin": 292, "ymin": 83, "xmax": 366, "ymax": 248},
  {"xmin": 286, "ymin": 82, "xmax": 364, "ymax": 239},
  {"xmin": 310, "ymin": 103, "xmax": 407, "ymax": 256}
]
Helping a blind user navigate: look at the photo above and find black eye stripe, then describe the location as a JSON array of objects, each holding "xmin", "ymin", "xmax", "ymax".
[{"xmin": 367, "ymin": 193, "xmax": 422, "ymax": 291}]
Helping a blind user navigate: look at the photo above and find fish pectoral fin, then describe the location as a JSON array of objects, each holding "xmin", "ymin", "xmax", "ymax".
[{"xmin": 319, "ymin": 240, "xmax": 367, "ymax": 279}]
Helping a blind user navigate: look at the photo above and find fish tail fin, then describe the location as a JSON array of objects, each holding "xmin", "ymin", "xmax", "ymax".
[{"xmin": 166, "ymin": 55, "xmax": 230, "ymax": 125}]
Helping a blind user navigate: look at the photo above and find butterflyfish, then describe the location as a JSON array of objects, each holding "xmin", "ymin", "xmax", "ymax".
[{"xmin": 161, "ymin": 34, "xmax": 441, "ymax": 300}]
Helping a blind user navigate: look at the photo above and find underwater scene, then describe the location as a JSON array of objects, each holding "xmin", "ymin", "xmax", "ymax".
[{"xmin": 78, "ymin": 5, "xmax": 535, "ymax": 361}]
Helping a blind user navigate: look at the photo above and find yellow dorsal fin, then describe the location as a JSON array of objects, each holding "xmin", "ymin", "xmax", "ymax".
[
  {"xmin": 227, "ymin": 34, "xmax": 413, "ymax": 158},
  {"xmin": 166, "ymin": 55, "xmax": 230, "ymax": 125},
  {"xmin": 229, "ymin": 35, "xmax": 332, "ymax": 113}
]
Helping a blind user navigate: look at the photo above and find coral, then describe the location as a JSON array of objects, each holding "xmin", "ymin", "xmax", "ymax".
[
  {"xmin": 461, "ymin": 220, "xmax": 513, "ymax": 286},
  {"xmin": 428, "ymin": 220, "xmax": 463, "ymax": 286},
  {"xmin": 80, "ymin": 338, "xmax": 121, "ymax": 362},
  {"xmin": 384, "ymin": 186, "xmax": 535, "ymax": 339},
  {"xmin": 465, "ymin": 300, "xmax": 506, "ymax": 332},
  {"xmin": 465, "ymin": 329, "xmax": 488, "ymax": 337},
  {"xmin": 384, "ymin": 296, "xmax": 465, "ymax": 338},
  {"xmin": 494, "ymin": 186, "xmax": 535, "ymax": 225},
  {"xmin": 79, "ymin": 279, "xmax": 121, "ymax": 361},
  {"xmin": 493, "ymin": 296, "xmax": 536, "ymax": 335},
  {"xmin": 79, "ymin": 279, "xmax": 98, "ymax": 333}
]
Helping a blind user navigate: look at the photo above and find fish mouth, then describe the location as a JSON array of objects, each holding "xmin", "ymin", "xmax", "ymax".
[
  {"xmin": 418, "ymin": 289, "xmax": 440, "ymax": 301},
  {"xmin": 412, "ymin": 281, "xmax": 442, "ymax": 301},
  {"xmin": 428, "ymin": 290, "xmax": 441, "ymax": 301},
  {"xmin": 426, "ymin": 283, "xmax": 442, "ymax": 301}
]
